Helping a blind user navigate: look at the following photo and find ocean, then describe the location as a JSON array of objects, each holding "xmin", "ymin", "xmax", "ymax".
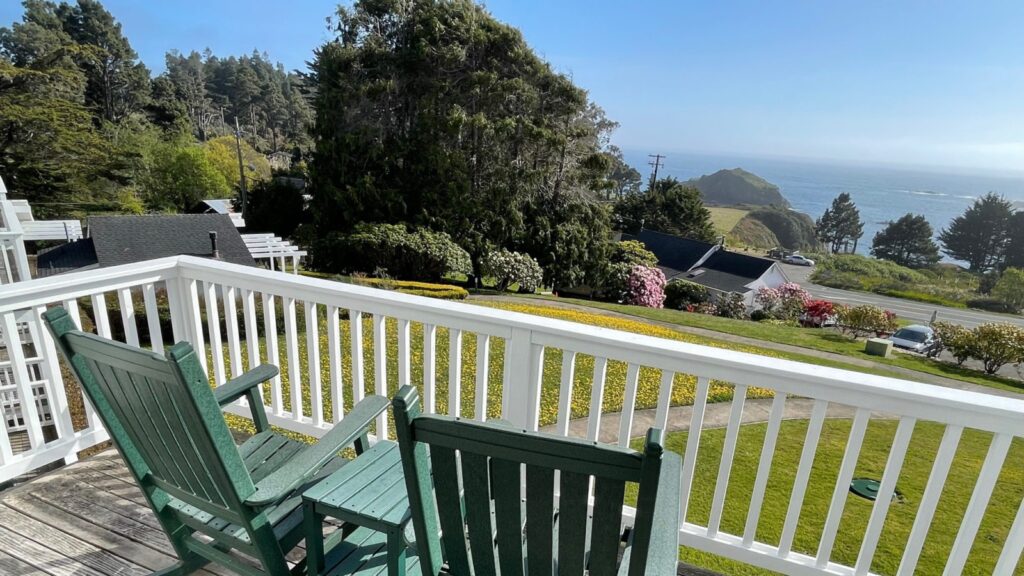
[{"xmin": 622, "ymin": 150, "xmax": 1024, "ymax": 257}]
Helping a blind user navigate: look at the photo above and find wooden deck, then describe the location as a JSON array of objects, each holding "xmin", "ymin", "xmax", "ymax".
[{"xmin": 0, "ymin": 450, "xmax": 717, "ymax": 576}]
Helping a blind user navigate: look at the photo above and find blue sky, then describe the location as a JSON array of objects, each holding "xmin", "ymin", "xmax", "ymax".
[{"xmin": 4, "ymin": 1, "xmax": 1024, "ymax": 173}]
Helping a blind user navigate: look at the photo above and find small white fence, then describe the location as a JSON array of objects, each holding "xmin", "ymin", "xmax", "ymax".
[{"xmin": 0, "ymin": 256, "xmax": 1019, "ymax": 575}]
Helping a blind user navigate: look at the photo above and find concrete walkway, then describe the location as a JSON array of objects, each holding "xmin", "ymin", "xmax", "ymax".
[
  {"xmin": 470, "ymin": 295, "xmax": 1024, "ymax": 400},
  {"xmin": 538, "ymin": 397, "xmax": 877, "ymax": 444}
]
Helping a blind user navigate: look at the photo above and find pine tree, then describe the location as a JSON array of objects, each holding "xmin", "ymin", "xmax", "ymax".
[
  {"xmin": 614, "ymin": 178, "xmax": 715, "ymax": 242},
  {"xmin": 870, "ymin": 213, "xmax": 940, "ymax": 268},
  {"xmin": 939, "ymin": 192, "xmax": 1013, "ymax": 271},
  {"xmin": 57, "ymin": 0, "xmax": 150, "ymax": 122},
  {"xmin": 816, "ymin": 192, "xmax": 863, "ymax": 253},
  {"xmin": 1002, "ymin": 211, "xmax": 1024, "ymax": 271}
]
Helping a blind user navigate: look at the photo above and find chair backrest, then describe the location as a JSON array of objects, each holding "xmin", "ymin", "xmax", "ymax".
[
  {"xmin": 393, "ymin": 386, "xmax": 667, "ymax": 576},
  {"xmin": 43, "ymin": 307, "xmax": 255, "ymax": 521}
]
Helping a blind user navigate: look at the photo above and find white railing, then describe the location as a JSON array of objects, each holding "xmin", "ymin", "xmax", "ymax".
[{"xmin": 0, "ymin": 255, "xmax": 1021, "ymax": 575}]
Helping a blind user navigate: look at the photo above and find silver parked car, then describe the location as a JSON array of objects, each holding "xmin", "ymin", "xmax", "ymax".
[
  {"xmin": 888, "ymin": 324, "xmax": 942, "ymax": 357},
  {"xmin": 783, "ymin": 254, "xmax": 815, "ymax": 266}
]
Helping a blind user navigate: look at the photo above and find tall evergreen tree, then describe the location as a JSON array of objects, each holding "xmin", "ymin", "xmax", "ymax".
[
  {"xmin": 1003, "ymin": 211, "xmax": 1024, "ymax": 271},
  {"xmin": 309, "ymin": 0, "xmax": 618, "ymax": 282},
  {"xmin": 939, "ymin": 192, "xmax": 1013, "ymax": 271},
  {"xmin": 614, "ymin": 177, "xmax": 715, "ymax": 242},
  {"xmin": 870, "ymin": 213, "xmax": 940, "ymax": 268},
  {"xmin": 56, "ymin": 0, "xmax": 150, "ymax": 122},
  {"xmin": 816, "ymin": 192, "xmax": 863, "ymax": 253}
]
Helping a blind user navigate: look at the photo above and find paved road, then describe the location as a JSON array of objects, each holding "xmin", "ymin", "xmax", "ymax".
[{"xmin": 780, "ymin": 262, "xmax": 1024, "ymax": 329}]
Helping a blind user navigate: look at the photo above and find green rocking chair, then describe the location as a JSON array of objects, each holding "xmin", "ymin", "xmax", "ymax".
[
  {"xmin": 43, "ymin": 306, "xmax": 390, "ymax": 576},
  {"xmin": 392, "ymin": 385, "xmax": 682, "ymax": 576}
]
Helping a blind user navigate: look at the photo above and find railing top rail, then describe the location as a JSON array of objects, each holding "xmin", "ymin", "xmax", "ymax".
[
  {"xmin": 1, "ymin": 255, "xmax": 1020, "ymax": 436},
  {"xmin": 173, "ymin": 256, "xmax": 1024, "ymax": 435},
  {"xmin": 0, "ymin": 256, "xmax": 181, "ymax": 313}
]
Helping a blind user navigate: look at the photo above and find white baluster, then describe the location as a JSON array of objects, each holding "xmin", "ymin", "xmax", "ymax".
[
  {"xmin": 855, "ymin": 417, "xmax": 916, "ymax": 575},
  {"xmin": 305, "ymin": 301, "xmax": 322, "ymax": 427},
  {"xmin": 397, "ymin": 319, "xmax": 411, "ymax": 388},
  {"xmin": 223, "ymin": 286, "xmax": 242, "ymax": 379},
  {"xmin": 116, "ymin": 288, "xmax": 139, "ymax": 347},
  {"xmin": 262, "ymin": 292, "xmax": 282, "ymax": 415},
  {"xmin": 372, "ymin": 314, "xmax": 387, "ymax": 436},
  {"xmin": 743, "ymin": 394, "xmax": 787, "ymax": 547},
  {"xmin": 778, "ymin": 399, "xmax": 829, "ymax": 557},
  {"xmin": 653, "ymin": 369, "xmax": 674, "ymax": 433},
  {"xmin": 284, "ymin": 297, "xmax": 302, "ymax": 421},
  {"xmin": 350, "ymin": 310, "xmax": 365, "ymax": 405},
  {"xmin": 555, "ymin": 351, "xmax": 576, "ymax": 437},
  {"xmin": 474, "ymin": 334, "xmax": 489, "ymax": 421},
  {"xmin": 679, "ymin": 377, "xmax": 712, "ymax": 525},
  {"xmin": 586, "ymin": 357, "xmax": 608, "ymax": 442},
  {"xmin": 995, "ymin": 492, "xmax": 1024, "ymax": 575},
  {"xmin": 617, "ymin": 364, "xmax": 642, "ymax": 447},
  {"xmin": 1, "ymin": 311, "xmax": 44, "ymax": 450},
  {"xmin": 141, "ymin": 283, "xmax": 164, "ymax": 354},
  {"xmin": 423, "ymin": 323, "xmax": 436, "ymax": 414},
  {"xmin": 448, "ymin": 328, "xmax": 462, "ymax": 417},
  {"xmin": 708, "ymin": 384, "xmax": 748, "ymax": 538},
  {"xmin": 203, "ymin": 282, "xmax": 225, "ymax": 386},
  {"xmin": 817, "ymin": 409, "xmax": 871, "ymax": 566},
  {"xmin": 327, "ymin": 305, "xmax": 344, "ymax": 423},
  {"xmin": 241, "ymin": 289, "xmax": 259, "ymax": 371}
]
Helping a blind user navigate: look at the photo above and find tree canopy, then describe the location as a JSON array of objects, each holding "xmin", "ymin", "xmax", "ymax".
[
  {"xmin": 613, "ymin": 177, "xmax": 716, "ymax": 242},
  {"xmin": 308, "ymin": 0, "xmax": 621, "ymax": 286},
  {"xmin": 870, "ymin": 213, "xmax": 940, "ymax": 269},
  {"xmin": 0, "ymin": 0, "xmax": 312, "ymax": 218},
  {"xmin": 939, "ymin": 192, "xmax": 1013, "ymax": 272},
  {"xmin": 815, "ymin": 192, "xmax": 864, "ymax": 253}
]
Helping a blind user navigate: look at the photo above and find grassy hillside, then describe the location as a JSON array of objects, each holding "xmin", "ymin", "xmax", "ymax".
[{"xmin": 708, "ymin": 206, "xmax": 750, "ymax": 236}]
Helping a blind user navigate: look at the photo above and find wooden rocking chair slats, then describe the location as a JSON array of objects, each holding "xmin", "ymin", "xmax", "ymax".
[
  {"xmin": 43, "ymin": 306, "xmax": 389, "ymax": 576},
  {"xmin": 391, "ymin": 385, "xmax": 682, "ymax": 576}
]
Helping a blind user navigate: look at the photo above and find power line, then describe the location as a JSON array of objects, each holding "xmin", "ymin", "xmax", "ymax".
[{"xmin": 648, "ymin": 153, "xmax": 665, "ymax": 189}]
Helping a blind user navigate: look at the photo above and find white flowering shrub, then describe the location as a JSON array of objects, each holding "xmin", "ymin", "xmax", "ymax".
[{"xmin": 483, "ymin": 249, "xmax": 544, "ymax": 293}]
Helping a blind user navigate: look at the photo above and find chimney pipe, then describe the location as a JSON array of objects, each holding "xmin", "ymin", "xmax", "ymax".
[{"xmin": 209, "ymin": 231, "xmax": 219, "ymax": 259}]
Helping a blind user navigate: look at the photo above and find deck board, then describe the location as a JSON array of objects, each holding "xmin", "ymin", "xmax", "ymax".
[{"xmin": 0, "ymin": 450, "xmax": 713, "ymax": 576}]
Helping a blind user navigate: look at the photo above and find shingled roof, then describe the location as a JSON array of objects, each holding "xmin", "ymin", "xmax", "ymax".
[
  {"xmin": 622, "ymin": 229, "xmax": 778, "ymax": 293},
  {"xmin": 37, "ymin": 214, "xmax": 254, "ymax": 276}
]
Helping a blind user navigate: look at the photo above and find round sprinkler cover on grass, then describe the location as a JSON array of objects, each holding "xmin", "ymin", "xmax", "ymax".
[{"xmin": 851, "ymin": 478, "xmax": 886, "ymax": 501}]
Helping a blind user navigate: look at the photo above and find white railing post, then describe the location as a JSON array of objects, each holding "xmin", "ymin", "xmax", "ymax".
[{"xmin": 503, "ymin": 327, "xmax": 543, "ymax": 431}]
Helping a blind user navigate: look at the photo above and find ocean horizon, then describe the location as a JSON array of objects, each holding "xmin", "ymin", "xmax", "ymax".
[{"xmin": 622, "ymin": 149, "xmax": 1024, "ymax": 257}]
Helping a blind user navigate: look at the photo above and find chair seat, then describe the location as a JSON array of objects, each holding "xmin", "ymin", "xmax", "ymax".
[{"xmin": 168, "ymin": 431, "xmax": 347, "ymax": 549}]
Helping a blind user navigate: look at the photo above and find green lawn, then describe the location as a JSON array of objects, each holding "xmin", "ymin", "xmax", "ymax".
[
  {"xmin": 518, "ymin": 295, "xmax": 1024, "ymax": 394},
  {"xmin": 628, "ymin": 419, "xmax": 1024, "ymax": 576}
]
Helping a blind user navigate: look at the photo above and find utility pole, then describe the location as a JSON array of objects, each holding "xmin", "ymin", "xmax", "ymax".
[
  {"xmin": 234, "ymin": 117, "xmax": 249, "ymax": 221},
  {"xmin": 648, "ymin": 153, "xmax": 665, "ymax": 190}
]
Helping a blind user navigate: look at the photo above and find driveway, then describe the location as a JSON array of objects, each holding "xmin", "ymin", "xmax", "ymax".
[{"xmin": 779, "ymin": 262, "xmax": 1024, "ymax": 329}]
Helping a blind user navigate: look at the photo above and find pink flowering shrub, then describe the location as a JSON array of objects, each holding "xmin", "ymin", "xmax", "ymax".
[
  {"xmin": 625, "ymin": 265, "xmax": 666, "ymax": 308},
  {"xmin": 755, "ymin": 282, "xmax": 811, "ymax": 321}
]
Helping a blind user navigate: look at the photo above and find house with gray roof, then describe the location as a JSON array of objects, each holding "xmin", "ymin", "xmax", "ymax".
[
  {"xmin": 621, "ymin": 229, "xmax": 789, "ymax": 305},
  {"xmin": 36, "ymin": 214, "xmax": 255, "ymax": 277}
]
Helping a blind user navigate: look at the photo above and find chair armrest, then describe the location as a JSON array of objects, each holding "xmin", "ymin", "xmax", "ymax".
[
  {"xmin": 214, "ymin": 364, "xmax": 278, "ymax": 433},
  {"xmin": 618, "ymin": 452, "xmax": 682, "ymax": 576},
  {"xmin": 215, "ymin": 364, "xmax": 279, "ymax": 406},
  {"xmin": 245, "ymin": 395, "xmax": 390, "ymax": 506}
]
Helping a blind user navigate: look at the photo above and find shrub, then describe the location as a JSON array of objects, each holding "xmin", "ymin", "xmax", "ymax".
[
  {"xmin": 966, "ymin": 297, "xmax": 1019, "ymax": 314},
  {"xmin": 836, "ymin": 304, "xmax": 898, "ymax": 338},
  {"xmin": 624, "ymin": 265, "xmax": 666, "ymax": 308},
  {"xmin": 811, "ymin": 254, "xmax": 928, "ymax": 288},
  {"xmin": 354, "ymin": 278, "xmax": 469, "ymax": 300},
  {"xmin": 750, "ymin": 309, "xmax": 771, "ymax": 322},
  {"xmin": 603, "ymin": 241, "xmax": 658, "ymax": 299},
  {"xmin": 611, "ymin": 240, "xmax": 658, "ymax": 267},
  {"xmin": 664, "ymin": 280, "xmax": 709, "ymax": 309},
  {"xmin": 970, "ymin": 323, "xmax": 1024, "ymax": 374},
  {"xmin": 482, "ymin": 249, "xmax": 544, "ymax": 293},
  {"xmin": 803, "ymin": 299, "xmax": 835, "ymax": 318},
  {"xmin": 715, "ymin": 292, "xmax": 747, "ymax": 319},
  {"xmin": 315, "ymin": 224, "xmax": 471, "ymax": 281},
  {"xmin": 755, "ymin": 282, "xmax": 810, "ymax": 321},
  {"xmin": 992, "ymin": 267, "xmax": 1024, "ymax": 312},
  {"xmin": 932, "ymin": 321, "xmax": 974, "ymax": 365}
]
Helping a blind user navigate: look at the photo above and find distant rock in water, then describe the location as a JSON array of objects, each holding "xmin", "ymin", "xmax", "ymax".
[
  {"xmin": 729, "ymin": 206, "xmax": 820, "ymax": 251},
  {"xmin": 687, "ymin": 168, "xmax": 790, "ymax": 208}
]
